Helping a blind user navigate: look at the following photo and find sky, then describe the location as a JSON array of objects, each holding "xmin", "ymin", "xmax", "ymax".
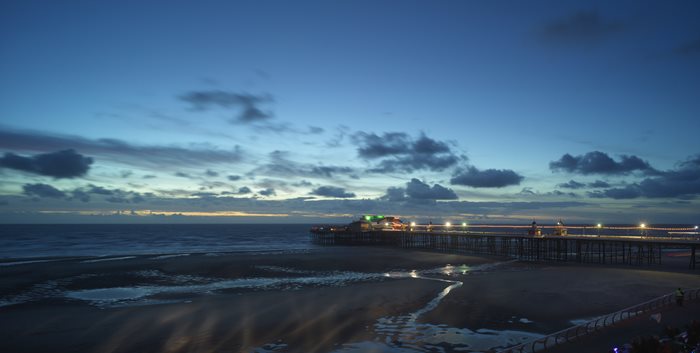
[{"xmin": 1, "ymin": 0, "xmax": 699, "ymax": 224}]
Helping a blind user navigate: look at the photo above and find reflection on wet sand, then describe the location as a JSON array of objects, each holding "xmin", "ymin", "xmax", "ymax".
[
  {"xmin": 333, "ymin": 262, "xmax": 542, "ymax": 352},
  {"xmin": 0, "ymin": 252, "xmax": 546, "ymax": 353}
]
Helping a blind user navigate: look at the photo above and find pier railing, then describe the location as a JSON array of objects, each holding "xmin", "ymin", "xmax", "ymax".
[{"xmin": 499, "ymin": 288, "xmax": 700, "ymax": 353}]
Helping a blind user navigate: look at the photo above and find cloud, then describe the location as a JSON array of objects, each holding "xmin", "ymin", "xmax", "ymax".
[
  {"xmin": 550, "ymin": 190, "xmax": 579, "ymax": 198},
  {"xmin": 558, "ymin": 180, "xmax": 586, "ymax": 189},
  {"xmin": 550, "ymin": 151, "xmax": 656, "ymax": 175},
  {"xmin": 179, "ymin": 90, "xmax": 274, "ymax": 123},
  {"xmin": 518, "ymin": 187, "xmax": 578, "ymax": 198},
  {"xmin": 23, "ymin": 183, "xmax": 67, "ymax": 199},
  {"xmin": 63, "ymin": 185, "xmax": 147, "ymax": 203},
  {"xmin": 310, "ymin": 186, "xmax": 356, "ymax": 198},
  {"xmin": 589, "ymin": 180, "xmax": 610, "ymax": 188},
  {"xmin": 451, "ymin": 166, "xmax": 523, "ymax": 188},
  {"xmin": 0, "ymin": 149, "xmax": 93, "ymax": 178},
  {"xmin": 308, "ymin": 126, "xmax": 324, "ymax": 134},
  {"xmin": 382, "ymin": 179, "xmax": 458, "ymax": 201},
  {"xmin": 588, "ymin": 186, "xmax": 640, "ymax": 199},
  {"xmin": 676, "ymin": 38, "xmax": 700, "ymax": 56},
  {"xmin": 174, "ymin": 172, "xmax": 191, "ymax": 178},
  {"xmin": 355, "ymin": 132, "xmax": 461, "ymax": 173},
  {"xmin": 0, "ymin": 128, "xmax": 243, "ymax": 169},
  {"xmin": 310, "ymin": 166, "xmax": 356, "ymax": 178},
  {"xmin": 227, "ymin": 175, "xmax": 241, "ymax": 181},
  {"xmin": 71, "ymin": 189, "xmax": 91, "ymax": 202},
  {"xmin": 382, "ymin": 187, "xmax": 407, "ymax": 202},
  {"xmin": 237, "ymin": 186, "xmax": 252, "ymax": 194},
  {"xmin": 587, "ymin": 154, "xmax": 700, "ymax": 199},
  {"xmin": 258, "ymin": 188, "xmax": 276, "ymax": 196},
  {"xmin": 541, "ymin": 10, "xmax": 623, "ymax": 44},
  {"xmin": 250, "ymin": 150, "xmax": 357, "ymax": 179},
  {"xmin": 293, "ymin": 180, "xmax": 313, "ymax": 187},
  {"xmin": 406, "ymin": 179, "xmax": 458, "ymax": 199},
  {"xmin": 87, "ymin": 185, "xmax": 114, "ymax": 195},
  {"xmin": 205, "ymin": 169, "xmax": 219, "ymax": 177}
]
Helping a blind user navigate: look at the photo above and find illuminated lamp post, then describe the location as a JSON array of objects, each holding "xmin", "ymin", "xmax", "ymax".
[
  {"xmin": 445, "ymin": 222, "xmax": 451, "ymax": 232},
  {"xmin": 462, "ymin": 222, "xmax": 467, "ymax": 233},
  {"xmin": 597, "ymin": 223, "xmax": 602, "ymax": 237},
  {"xmin": 640, "ymin": 223, "xmax": 646, "ymax": 237},
  {"xmin": 410, "ymin": 222, "xmax": 416, "ymax": 231}
]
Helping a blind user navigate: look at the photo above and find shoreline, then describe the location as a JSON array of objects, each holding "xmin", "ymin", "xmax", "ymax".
[{"xmin": 1, "ymin": 246, "xmax": 698, "ymax": 352}]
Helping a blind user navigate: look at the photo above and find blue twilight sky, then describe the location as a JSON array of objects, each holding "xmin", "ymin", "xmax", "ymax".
[{"xmin": 1, "ymin": 0, "xmax": 699, "ymax": 224}]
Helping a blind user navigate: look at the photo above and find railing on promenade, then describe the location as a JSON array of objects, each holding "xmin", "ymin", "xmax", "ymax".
[{"xmin": 499, "ymin": 288, "xmax": 700, "ymax": 353}]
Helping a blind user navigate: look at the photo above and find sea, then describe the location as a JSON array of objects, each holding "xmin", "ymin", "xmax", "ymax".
[
  {"xmin": 0, "ymin": 223, "xmax": 695, "ymax": 260},
  {"xmin": 0, "ymin": 224, "xmax": 314, "ymax": 259}
]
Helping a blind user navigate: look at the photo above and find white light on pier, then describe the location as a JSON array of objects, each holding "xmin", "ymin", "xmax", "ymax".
[
  {"xmin": 597, "ymin": 223, "xmax": 602, "ymax": 228},
  {"xmin": 445, "ymin": 222, "xmax": 451, "ymax": 227},
  {"xmin": 462, "ymin": 222, "xmax": 467, "ymax": 227},
  {"xmin": 410, "ymin": 222, "xmax": 416, "ymax": 227},
  {"xmin": 640, "ymin": 223, "xmax": 646, "ymax": 228}
]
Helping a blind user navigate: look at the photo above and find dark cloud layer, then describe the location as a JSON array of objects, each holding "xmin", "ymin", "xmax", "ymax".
[
  {"xmin": 558, "ymin": 180, "xmax": 586, "ymax": 189},
  {"xmin": 541, "ymin": 10, "xmax": 623, "ymax": 44},
  {"xmin": 258, "ymin": 188, "xmax": 276, "ymax": 196},
  {"xmin": 0, "ymin": 149, "xmax": 93, "ymax": 178},
  {"xmin": 179, "ymin": 90, "xmax": 274, "ymax": 123},
  {"xmin": 550, "ymin": 151, "xmax": 655, "ymax": 175},
  {"xmin": 237, "ymin": 186, "xmax": 252, "ymax": 194},
  {"xmin": 451, "ymin": 166, "xmax": 523, "ymax": 188},
  {"xmin": 310, "ymin": 186, "xmax": 356, "ymax": 198},
  {"xmin": 383, "ymin": 179, "xmax": 458, "ymax": 201},
  {"xmin": 0, "ymin": 128, "xmax": 242, "ymax": 169},
  {"xmin": 589, "ymin": 180, "xmax": 610, "ymax": 188},
  {"xmin": 553, "ymin": 179, "xmax": 609, "ymax": 190},
  {"xmin": 356, "ymin": 132, "xmax": 460, "ymax": 173},
  {"xmin": 23, "ymin": 183, "xmax": 66, "ymax": 199},
  {"xmin": 588, "ymin": 154, "xmax": 700, "ymax": 199}
]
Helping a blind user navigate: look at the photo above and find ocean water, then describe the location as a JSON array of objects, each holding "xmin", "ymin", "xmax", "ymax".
[{"xmin": 0, "ymin": 224, "xmax": 314, "ymax": 259}]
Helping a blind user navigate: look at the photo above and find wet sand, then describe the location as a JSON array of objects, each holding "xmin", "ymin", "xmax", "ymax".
[{"xmin": 0, "ymin": 247, "xmax": 698, "ymax": 352}]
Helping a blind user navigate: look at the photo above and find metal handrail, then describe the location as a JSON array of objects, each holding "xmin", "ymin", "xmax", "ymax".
[{"xmin": 500, "ymin": 288, "xmax": 700, "ymax": 353}]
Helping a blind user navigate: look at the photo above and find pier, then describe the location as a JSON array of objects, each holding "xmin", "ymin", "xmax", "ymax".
[{"xmin": 311, "ymin": 226, "xmax": 700, "ymax": 269}]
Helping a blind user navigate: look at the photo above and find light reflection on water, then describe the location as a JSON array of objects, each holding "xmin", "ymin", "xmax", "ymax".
[{"xmin": 332, "ymin": 261, "xmax": 542, "ymax": 353}]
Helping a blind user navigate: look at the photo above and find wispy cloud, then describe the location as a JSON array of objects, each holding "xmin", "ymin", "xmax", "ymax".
[
  {"xmin": 0, "ymin": 128, "xmax": 243, "ymax": 170},
  {"xmin": 541, "ymin": 10, "xmax": 623, "ymax": 45},
  {"xmin": 676, "ymin": 37, "xmax": 700, "ymax": 56},
  {"xmin": 179, "ymin": 90, "xmax": 274, "ymax": 123}
]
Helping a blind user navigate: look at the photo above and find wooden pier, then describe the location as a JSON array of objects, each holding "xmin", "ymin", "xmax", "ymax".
[{"xmin": 311, "ymin": 230, "xmax": 700, "ymax": 269}]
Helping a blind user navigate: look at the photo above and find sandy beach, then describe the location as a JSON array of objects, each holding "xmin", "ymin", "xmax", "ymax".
[{"xmin": 1, "ymin": 246, "xmax": 698, "ymax": 353}]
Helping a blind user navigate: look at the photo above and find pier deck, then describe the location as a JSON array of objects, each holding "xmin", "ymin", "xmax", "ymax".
[{"xmin": 311, "ymin": 229, "xmax": 700, "ymax": 269}]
